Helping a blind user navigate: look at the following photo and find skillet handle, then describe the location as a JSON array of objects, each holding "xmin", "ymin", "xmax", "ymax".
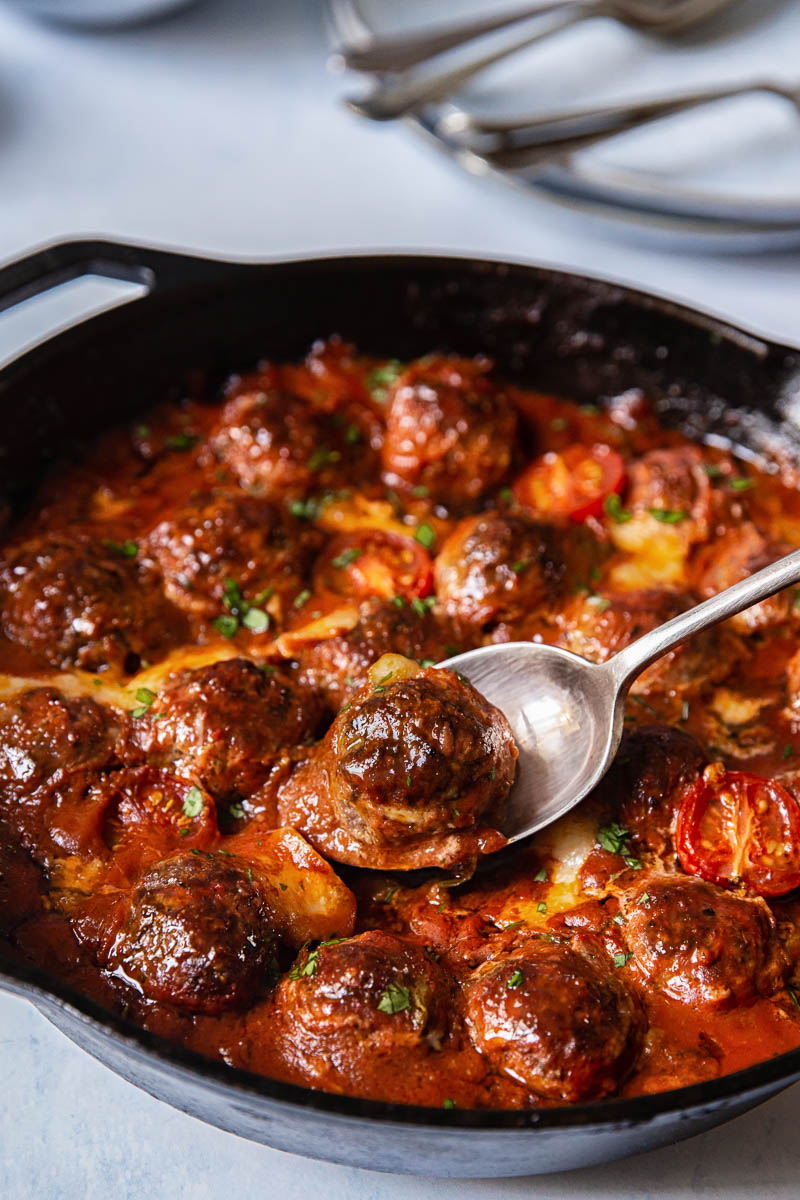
[{"xmin": 0, "ymin": 238, "xmax": 229, "ymax": 316}]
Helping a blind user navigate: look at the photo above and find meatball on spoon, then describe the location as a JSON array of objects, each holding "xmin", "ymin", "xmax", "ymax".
[{"xmin": 447, "ymin": 547, "xmax": 800, "ymax": 846}]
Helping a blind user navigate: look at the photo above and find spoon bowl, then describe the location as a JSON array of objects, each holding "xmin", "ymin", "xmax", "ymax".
[
  {"xmin": 445, "ymin": 545, "xmax": 800, "ymax": 847},
  {"xmin": 441, "ymin": 641, "xmax": 622, "ymax": 839}
]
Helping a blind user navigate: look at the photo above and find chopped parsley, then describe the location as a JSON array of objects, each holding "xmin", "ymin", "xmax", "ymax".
[
  {"xmin": 391, "ymin": 595, "xmax": 406, "ymax": 608},
  {"xmin": 442, "ymin": 1098, "xmax": 456, "ymax": 1110},
  {"xmin": 730, "ymin": 477, "xmax": 755, "ymax": 492},
  {"xmin": 164, "ymin": 432, "xmax": 199, "ymax": 452},
  {"xmin": 648, "ymin": 507, "xmax": 688, "ymax": 524},
  {"xmin": 614, "ymin": 952, "xmax": 633, "ymax": 968},
  {"xmin": 182, "ymin": 786, "xmax": 204, "ymax": 818},
  {"xmin": 534, "ymin": 867, "xmax": 548, "ymax": 883},
  {"xmin": 377, "ymin": 982, "xmax": 412, "ymax": 1014},
  {"xmin": 412, "ymin": 485, "xmax": 429, "ymax": 498},
  {"xmin": 308, "ymin": 447, "xmax": 341, "ymax": 472},
  {"xmin": 289, "ymin": 497, "xmax": 320, "ymax": 521},
  {"xmin": 288, "ymin": 937, "xmax": 347, "ymax": 980},
  {"xmin": 293, "ymin": 589, "xmax": 312, "ymax": 609},
  {"xmin": 131, "ymin": 687, "xmax": 156, "ymax": 719},
  {"xmin": 243, "ymin": 607, "xmax": 270, "ymax": 633},
  {"xmin": 419, "ymin": 658, "xmax": 437, "ymax": 669},
  {"xmin": 507, "ymin": 969, "xmax": 524, "ymax": 989},
  {"xmin": 103, "ymin": 538, "xmax": 138, "ymax": 558},
  {"xmin": 415, "ymin": 522, "xmax": 436, "ymax": 550},
  {"xmin": 511, "ymin": 560, "xmax": 530, "ymax": 575},
  {"xmin": 783, "ymin": 744, "xmax": 795, "ymax": 760},
  {"xmin": 331, "ymin": 546, "xmax": 363, "ymax": 570},
  {"xmin": 411, "ymin": 596, "xmax": 435, "ymax": 617},
  {"xmin": 597, "ymin": 822, "xmax": 642, "ymax": 870},
  {"xmin": 213, "ymin": 614, "xmax": 239, "ymax": 640},
  {"xmin": 345, "ymin": 424, "xmax": 362, "ymax": 446},
  {"xmin": 366, "ymin": 360, "xmax": 403, "ymax": 403},
  {"xmin": 214, "ymin": 578, "xmax": 271, "ymax": 637},
  {"xmin": 537, "ymin": 901, "xmax": 547, "ymax": 914},
  {"xmin": 604, "ymin": 494, "xmax": 631, "ymax": 524},
  {"xmin": 704, "ymin": 463, "xmax": 723, "ymax": 480}
]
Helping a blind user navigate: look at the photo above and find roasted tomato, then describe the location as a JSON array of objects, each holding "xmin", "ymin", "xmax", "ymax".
[
  {"xmin": 676, "ymin": 765, "xmax": 800, "ymax": 898},
  {"xmin": 313, "ymin": 530, "xmax": 433, "ymax": 601},
  {"xmin": 513, "ymin": 444, "xmax": 625, "ymax": 523}
]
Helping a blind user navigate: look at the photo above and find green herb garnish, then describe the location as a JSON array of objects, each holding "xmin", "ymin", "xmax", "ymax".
[
  {"xmin": 182, "ymin": 786, "xmax": 204, "ymax": 818},
  {"xmin": 604, "ymin": 494, "xmax": 631, "ymax": 524},
  {"xmin": 377, "ymin": 982, "xmax": 412, "ymax": 1014}
]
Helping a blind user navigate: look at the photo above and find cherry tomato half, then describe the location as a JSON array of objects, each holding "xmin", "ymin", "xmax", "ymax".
[
  {"xmin": 676, "ymin": 765, "xmax": 800, "ymax": 897},
  {"xmin": 314, "ymin": 530, "xmax": 433, "ymax": 601},
  {"xmin": 513, "ymin": 443, "xmax": 625, "ymax": 523}
]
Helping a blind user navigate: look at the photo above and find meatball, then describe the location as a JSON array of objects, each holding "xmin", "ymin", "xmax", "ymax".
[
  {"xmin": 109, "ymin": 851, "xmax": 279, "ymax": 1013},
  {"xmin": 381, "ymin": 356, "xmax": 518, "ymax": 508},
  {"xmin": 134, "ymin": 658, "xmax": 323, "ymax": 800},
  {"xmin": 623, "ymin": 876, "xmax": 785, "ymax": 1009},
  {"xmin": 694, "ymin": 523, "xmax": 794, "ymax": 633},
  {"xmin": 434, "ymin": 512, "xmax": 566, "ymax": 629},
  {"xmin": 327, "ymin": 656, "xmax": 517, "ymax": 845},
  {"xmin": 145, "ymin": 489, "xmax": 315, "ymax": 622},
  {"xmin": 210, "ymin": 375, "xmax": 373, "ymax": 497},
  {"xmin": 600, "ymin": 725, "xmax": 706, "ymax": 855},
  {"xmin": 277, "ymin": 930, "xmax": 451, "ymax": 1085},
  {"xmin": 626, "ymin": 447, "xmax": 712, "ymax": 535},
  {"xmin": 0, "ymin": 687, "xmax": 122, "ymax": 803},
  {"xmin": 0, "ymin": 533, "xmax": 184, "ymax": 672},
  {"xmin": 556, "ymin": 588, "xmax": 740, "ymax": 697},
  {"xmin": 300, "ymin": 596, "xmax": 463, "ymax": 708},
  {"xmin": 464, "ymin": 939, "xmax": 643, "ymax": 1101}
]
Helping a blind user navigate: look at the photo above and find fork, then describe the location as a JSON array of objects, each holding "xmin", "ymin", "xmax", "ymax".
[{"xmin": 436, "ymin": 80, "xmax": 800, "ymax": 172}]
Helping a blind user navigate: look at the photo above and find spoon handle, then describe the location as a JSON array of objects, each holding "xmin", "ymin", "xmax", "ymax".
[{"xmin": 607, "ymin": 547, "xmax": 800, "ymax": 693}]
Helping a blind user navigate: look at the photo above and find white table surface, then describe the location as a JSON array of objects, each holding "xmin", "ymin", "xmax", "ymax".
[{"xmin": 1, "ymin": 1, "xmax": 799, "ymax": 1195}]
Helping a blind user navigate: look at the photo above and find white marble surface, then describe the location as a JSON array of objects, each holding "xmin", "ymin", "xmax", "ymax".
[{"xmin": 0, "ymin": 1, "xmax": 799, "ymax": 1195}]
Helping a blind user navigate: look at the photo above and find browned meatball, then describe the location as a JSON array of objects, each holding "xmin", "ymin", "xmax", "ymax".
[
  {"xmin": 556, "ymin": 588, "xmax": 740, "ymax": 697},
  {"xmin": 0, "ymin": 688, "xmax": 122, "ymax": 804},
  {"xmin": 381, "ymin": 356, "xmax": 518, "ymax": 508},
  {"xmin": 464, "ymin": 940, "xmax": 644, "ymax": 1101},
  {"xmin": 694, "ymin": 523, "xmax": 794, "ymax": 633},
  {"xmin": 0, "ymin": 533, "xmax": 185, "ymax": 672},
  {"xmin": 434, "ymin": 512, "xmax": 566, "ymax": 628},
  {"xmin": 327, "ymin": 659, "xmax": 517, "ymax": 845},
  {"xmin": 277, "ymin": 930, "xmax": 452, "ymax": 1085},
  {"xmin": 210, "ymin": 375, "xmax": 374, "ymax": 497},
  {"xmin": 300, "ymin": 596, "xmax": 464, "ymax": 708},
  {"xmin": 625, "ymin": 446, "xmax": 713, "ymax": 538},
  {"xmin": 598, "ymin": 725, "xmax": 706, "ymax": 855},
  {"xmin": 623, "ymin": 876, "xmax": 785, "ymax": 1009},
  {"xmin": 134, "ymin": 658, "xmax": 323, "ymax": 801},
  {"xmin": 109, "ymin": 851, "xmax": 279, "ymax": 1013},
  {"xmin": 145, "ymin": 489, "xmax": 316, "ymax": 622}
]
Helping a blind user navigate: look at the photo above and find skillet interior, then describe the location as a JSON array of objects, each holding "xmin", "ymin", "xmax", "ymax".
[{"xmin": 1, "ymin": 241, "xmax": 800, "ymax": 1176}]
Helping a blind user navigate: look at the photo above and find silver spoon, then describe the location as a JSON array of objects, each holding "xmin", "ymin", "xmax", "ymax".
[
  {"xmin": 336, "ymin": 0, "xmax": 733, "ymax": 75},
  {"xmin": 440, "ymin": 547, "xmax": 800, "ymax": 847},
  {"xmin": 343, "ymin": 0, "xmax": 738, "ymax": 122}
]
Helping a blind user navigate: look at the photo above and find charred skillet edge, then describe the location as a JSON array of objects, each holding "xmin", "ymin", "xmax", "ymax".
[
  {"xmin": 1, "ymin": 241, "xmax": 800, "ymax": 1133},
  {"xmin": 1, "ymin": 954, "xmax": 799, "ymax": 1130}
]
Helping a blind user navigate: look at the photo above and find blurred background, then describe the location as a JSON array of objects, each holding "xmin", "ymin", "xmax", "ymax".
[{"xmin": 1, "ymin": 0, "xmax": 799, "ymax": 1196}]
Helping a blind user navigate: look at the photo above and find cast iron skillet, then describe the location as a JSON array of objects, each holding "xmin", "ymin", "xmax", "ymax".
[{"xmin": 1, "ymin": 241, "xmax": 800, "ymax": 1178}]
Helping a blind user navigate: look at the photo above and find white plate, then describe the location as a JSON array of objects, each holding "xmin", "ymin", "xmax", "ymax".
[{"xmin": 327, "ymin": 0, "xmax": 800, "ymax": 243}]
